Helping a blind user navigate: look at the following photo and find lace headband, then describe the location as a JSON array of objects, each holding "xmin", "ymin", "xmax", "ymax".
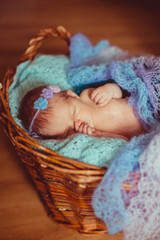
[{"xmin": 28, "ymin": 85, "xmax": 61, "ymax": 137}]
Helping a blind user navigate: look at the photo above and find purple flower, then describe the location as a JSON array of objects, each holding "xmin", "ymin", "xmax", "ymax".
[
  {"xmin": 41, "ymin": 88, "xmax": 54, "ymax": 99},
  {"xmin": 48, "ymin": 85, "xmax": 61, "ymax": 93}
]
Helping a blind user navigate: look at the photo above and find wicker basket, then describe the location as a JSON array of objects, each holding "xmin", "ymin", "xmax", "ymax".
[{"xmin": 0, "ymin": 26, "xmax": 136, "ymax": 237}]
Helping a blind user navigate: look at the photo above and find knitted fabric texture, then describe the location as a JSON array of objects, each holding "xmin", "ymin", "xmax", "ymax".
[
  {"xmin": 9, "ymin": 54, "xmax": 126, "ymax": 168},
  {"xmin": 130, "ymin": 56, "xmax": 160, "ymax": 121},
  {"xmin": 124, "ymin": 125, "xmax": 160, "ymax": 240},
  {"xmin": 67, "ymin": 33, "xmax": 160, "ymax": 240}
]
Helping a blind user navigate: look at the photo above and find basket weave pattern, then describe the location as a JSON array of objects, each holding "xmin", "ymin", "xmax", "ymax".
[{"xmin": 0, "ymin": 26, "xmax": 108, "ymax": 235}]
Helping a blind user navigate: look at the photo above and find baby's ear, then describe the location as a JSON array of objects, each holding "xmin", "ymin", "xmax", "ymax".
[{"xmin": 66, "ymin": 90, "xmax": 79, "ymax": 99}]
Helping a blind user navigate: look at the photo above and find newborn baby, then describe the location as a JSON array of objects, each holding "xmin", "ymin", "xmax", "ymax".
[{"xmin": 19, "ymin": 83, "xmax": 144, "ymax": 141}]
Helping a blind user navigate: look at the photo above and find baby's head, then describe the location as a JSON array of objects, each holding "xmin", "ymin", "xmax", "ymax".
[{"xmin": 19, "ymin": 85, "xmax": 88, "ymax": 139}]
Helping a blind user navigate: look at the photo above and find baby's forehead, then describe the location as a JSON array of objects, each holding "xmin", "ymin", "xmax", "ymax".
[
  {"xmin": 49, "ymin": 94, "xmax": 69, "ymax": 107},
  {"xmin": 45, "ymin": 102, "xmax": 71, "ymax": 135},
  {"xmin": 48, "ymin": 96, "xmax": 70, "ymax": 116}
]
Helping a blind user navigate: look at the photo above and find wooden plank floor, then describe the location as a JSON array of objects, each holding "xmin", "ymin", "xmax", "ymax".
[{"xmin": 0, "ymin": 0, "xmax": 160, "ymax": 239}]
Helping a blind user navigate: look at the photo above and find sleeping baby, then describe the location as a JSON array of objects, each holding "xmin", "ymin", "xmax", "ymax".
[{"xmin": 19, "ymin": 83, "xmax": 144, "ymax": 141}]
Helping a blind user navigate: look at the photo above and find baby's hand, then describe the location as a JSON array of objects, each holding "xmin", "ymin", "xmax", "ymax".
[
  {"xmin": 75, "ymin": 120, "xmax": 94, "ymax": 135},
  {"xmin": 91, "ymin": 85, "xmax": 113, "ymax": 106}
]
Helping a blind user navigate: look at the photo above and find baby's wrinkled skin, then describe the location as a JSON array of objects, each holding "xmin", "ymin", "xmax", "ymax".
[{"xmin": 46, "ymin": 83, "xmax": 144, "ymax": 141}]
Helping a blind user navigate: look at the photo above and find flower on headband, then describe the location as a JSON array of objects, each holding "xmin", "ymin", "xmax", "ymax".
[
  {"xmin": 41, "ymin": 88, "xmax": 54, "ymax": 99},
  {"xmin": 34, "ymin": 97, "xmax": 48, "ymax": 110},
  {"xmin": 29, "ymin": 85, "xmax": 61, "ymax": 136},
  {"xmin": 48, "ymin": 85, "xmax": 61, "ymax": 93}
]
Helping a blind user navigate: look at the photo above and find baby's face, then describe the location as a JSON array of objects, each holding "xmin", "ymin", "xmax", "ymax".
[{"xmin": 44, "ymin": 90, "xmax": 93, "ymax": 139}]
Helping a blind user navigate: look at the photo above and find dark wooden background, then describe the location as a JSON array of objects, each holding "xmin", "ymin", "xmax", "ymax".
[{"xmin": 0, "ymin": 0, "xmax": 160, "ymax": 239}]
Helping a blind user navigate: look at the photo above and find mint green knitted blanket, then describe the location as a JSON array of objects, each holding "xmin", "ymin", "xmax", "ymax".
[{"xmin": 9, "ymin": 54, "xmax": 126, "ymax": 167}]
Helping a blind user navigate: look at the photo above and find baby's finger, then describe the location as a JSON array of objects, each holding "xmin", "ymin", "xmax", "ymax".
[
  {"xmin": 98, "ymin": 102, "xmax": 107, "ymax": 107},
  {"xmin": 83, "ymin": 123, "xmax": 89, "ymax": 134},
  {"xmin": 74, "ymin": 120, "xmax": 81, "ymax": 132},
  {"xmin": 97, "ymin": 95, "xmax": 106, "ymax": 104},
  {"xmin": 83, "ymin": 124, "xmax": 94, "ymax": 135},
  {"xmin": 75, "ymin": 121, "xmax": 94, "ymax": 135},
  {"xmin": 86, "ymin": 126, "xmax": 94, "ymax": 135},
  {"xmin": 79, "ymin": 122, "xmax": 88, "ymax": 133},
  {"xmin": 94, "ymin": 92, "xmax": 104, "ymax": 104},
  {"xmin": 80, "ymin": 123, "xmax": 92, "ymax": 135},
  {"xmin": 77, "ymin": 123, "xmax": 84, "ymax": 133},
  {"xmin": 97, "ymin": 96, "xmax": 110, "ymax": 106},
  {"xmin": 91, "ymin": 89, "xmax": 99, "ymax": 101}
]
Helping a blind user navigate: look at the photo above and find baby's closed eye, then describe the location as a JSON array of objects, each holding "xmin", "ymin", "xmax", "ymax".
[{"xmin": 73, "ymin": 106, "xmax": 76, "ymax": 118}]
